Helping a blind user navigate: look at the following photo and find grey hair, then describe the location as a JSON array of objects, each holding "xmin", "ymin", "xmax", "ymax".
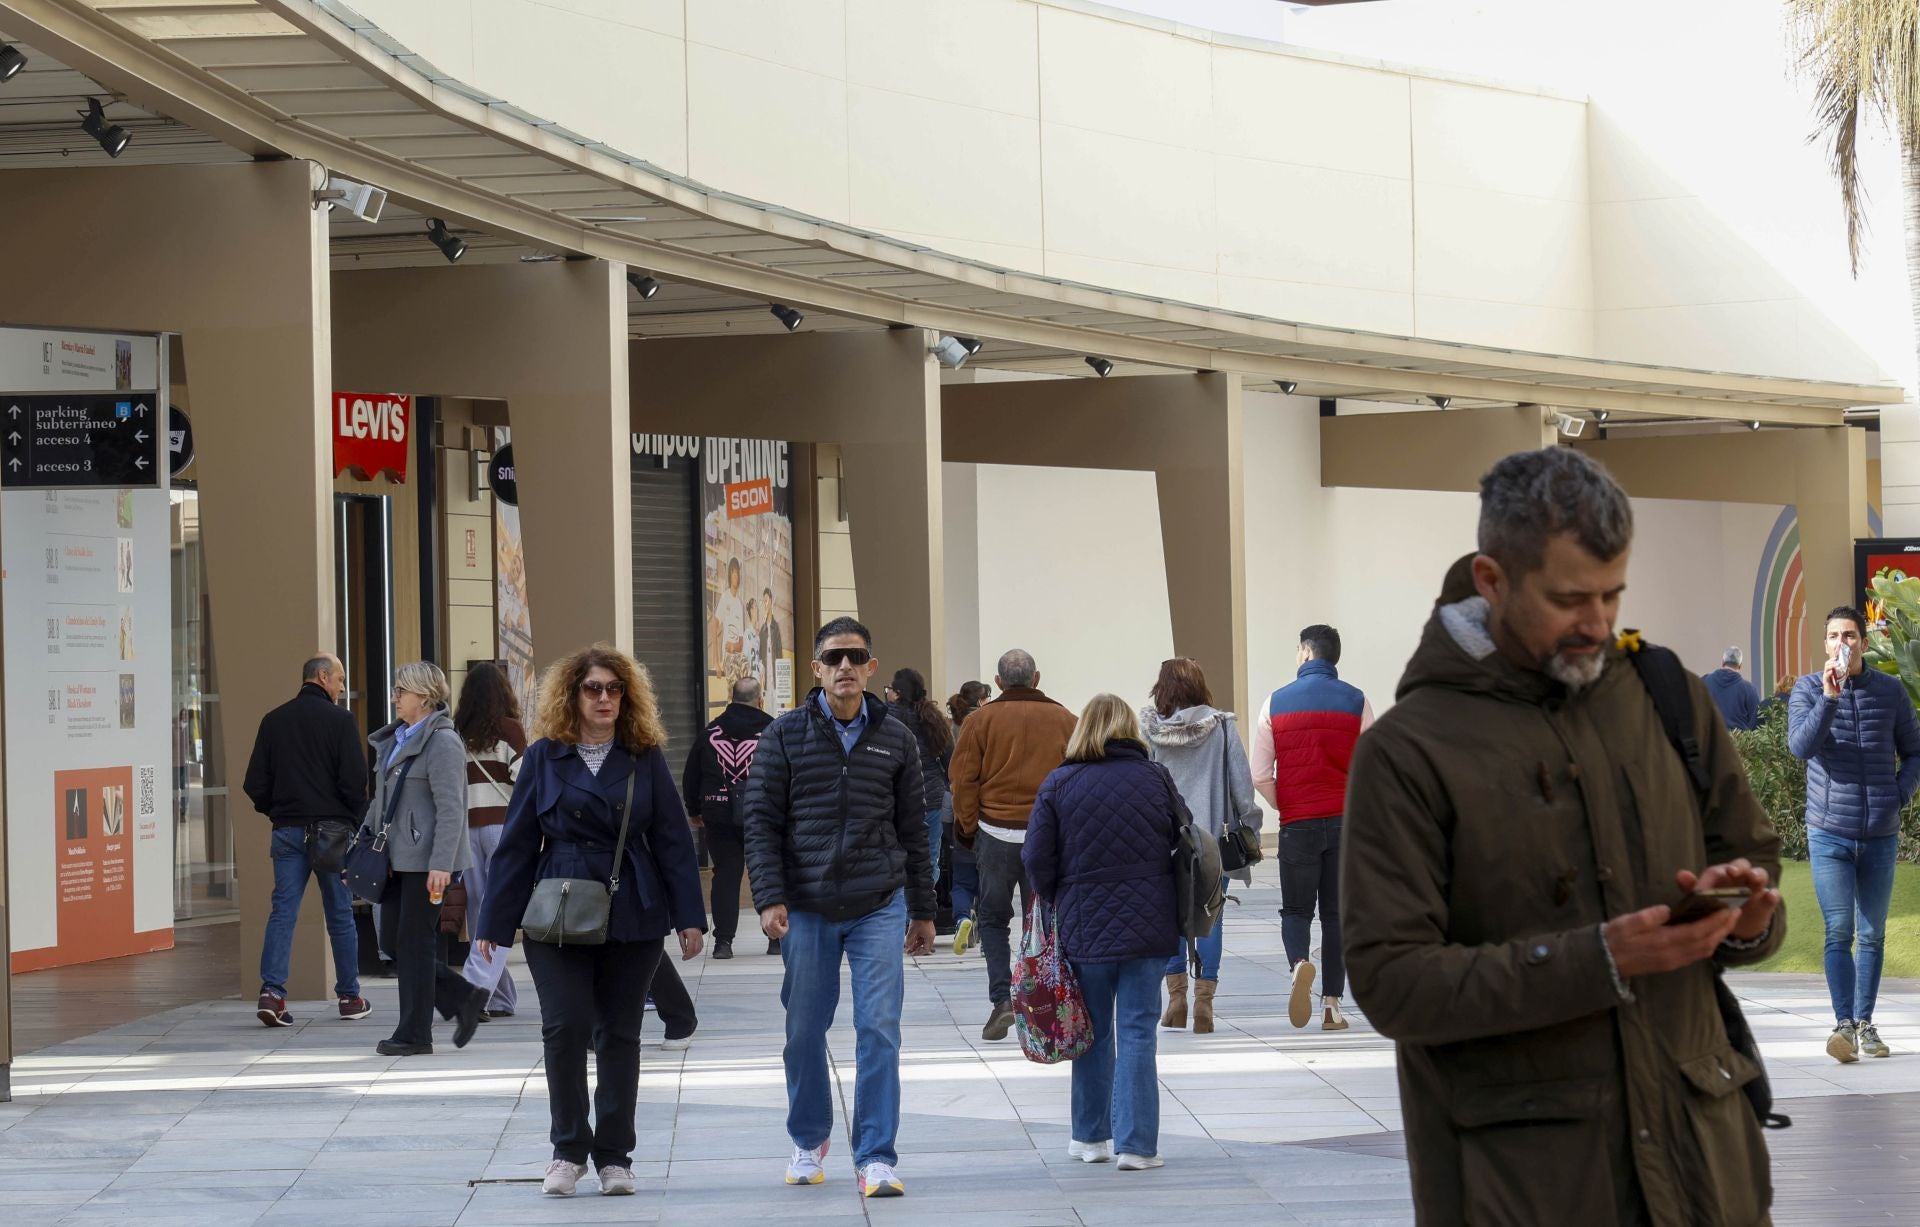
[
  {"xmin": 1722, "ymin": 646, "xmax": 1744, "ymax": 668},
  {"xmin": 1478, "ymin": 448, "xmax": 1633, "ymax": 575},
  {"xmin": 302, "ymin": 654, "xmax": 338, "ymax": 683},
  {"xmin": 393, "ymin": 660, "xmax": 450, "ymax": 708},
  {"xmin": 996, "ymin": 649, "xmax": 1038, "ymax": 688}
]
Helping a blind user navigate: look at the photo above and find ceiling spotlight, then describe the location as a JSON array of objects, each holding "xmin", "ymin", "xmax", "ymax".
[
  {"xmin": 0, "ymin": 44, "xmax": 26, "ymax": 83},
  {"xmin": 79, "ymin": 98, "xmax": 129, "ymax": 157},
  {"xmin": 770, "ymin": 303, "xmax": 804, "ymax": 331},
  {"xmin": 1085, "ymin": 356, "xmax": 1114, "ymax": 378},
  {"xmin": 1429, "ymin": 394, "xmax": 1451, "ymax": 410},
  {"xmin": 626, "ymin": 271, "xmax": 660, "ymax": 299},
  {"xmin": 1553, "ymin": 413, "xmax": 1587, "ymax": 439},
  {"xmin": 1749, "ymin": 420, "xmax": 1762, "ymax": 431},
  {"xmin": 425, "ymin": 217, "xmax": 466, "ymax": 263},
  {"xmin": 931, "ymin": 335, "xmax": 983, "ymax": 369},
  {"xmin": 1276, "ymin": 380, "xmax": 1298, "ymax": 395},
  {"xmin": 1594, "ymin": 410, "xmax": 1610, "ymax": 423}
]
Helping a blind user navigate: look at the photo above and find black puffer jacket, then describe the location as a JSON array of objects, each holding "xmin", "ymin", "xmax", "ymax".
[
  {"xmin": 888, "ymin": 699, "xmax": 951, "ymax": 814},
  {"xmin": 743, "ymin": 689, "xmax": 935, "ymax": 922}
]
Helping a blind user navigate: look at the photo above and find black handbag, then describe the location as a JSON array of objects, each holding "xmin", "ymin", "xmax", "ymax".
[
  {"xmin": 306, "ymin": 819, "xmax": 355, "ymax": 874},
  {"xmin": 343, "ymin": 757, "xmax": 415, "ymax": 903},
  {"xmin": 521, "ymin": 767, "xmax": 637, "ymax": 947},
  {"xmin": 1215, "ymin": 727, "xmax": 1263, "ymax": 872}
]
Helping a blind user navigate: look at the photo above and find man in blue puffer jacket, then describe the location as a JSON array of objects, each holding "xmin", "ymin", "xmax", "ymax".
[{"xmin": 1788, "ymin": 604, "xmax": 1920, "ymax": 1064}]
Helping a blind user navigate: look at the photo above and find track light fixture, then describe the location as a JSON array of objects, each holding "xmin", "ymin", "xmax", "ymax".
[
  {"xmin": 931, "ymin": 335, "xmax": 983, "ymax": 369},
  {"xmin": 1749, "ymin": 420, "xmax": 1762, "ymax": 431},
  {"xmin": 425, "ymin": 217, "xmax": 467, "ymax": 263},
  {"xmin": 80, "ymin": 98, "xmax": 129, "ymax": 157},
  {"xmin": 1276, "ymin": 380, "xmax": 1298, "ymax": 395},
  {"xmin": 626, "ymin": 271, "xmax": 660, "ymax": 299},
  {"xmin": 1594, "ymin": 410, "xmax": 1610, "ymax": 424},
  {"xmin": 1429, "ymin": 394, "xmax": 1451, "ymax": 410},
  {"xmin": 1085, "ymin": 356, "xmax": 1114, "ymax": 378},
  {"xmin": 770, "ymin": 303, "xmax": 804, "ymax": 331},
  {"xmin": 0, "ymin": 44, "xmax": 26, "ymax": 84}
]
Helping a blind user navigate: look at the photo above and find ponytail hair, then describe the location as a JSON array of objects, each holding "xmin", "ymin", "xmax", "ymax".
[
  {"xmin": 892, "ymin": 667, "xmax": 952, "ymax": 757},
  {"xmin": 947, "ymin": 680, "xmax": 991, "ymax": 724}
]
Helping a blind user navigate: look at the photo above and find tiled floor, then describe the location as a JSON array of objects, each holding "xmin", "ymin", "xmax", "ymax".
[
  {"xmin": 10, "ymin": 919, "xmax": 239, "ymax": 1055},
  {"xmin": 3, "ymin": 876, "xmax": 1916, "ymax": 1225}
]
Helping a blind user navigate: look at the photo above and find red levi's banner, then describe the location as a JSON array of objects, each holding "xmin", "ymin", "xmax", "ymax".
[{"xmin": 333, "ymin": 392, "xmax": 411, "ymax": 481}]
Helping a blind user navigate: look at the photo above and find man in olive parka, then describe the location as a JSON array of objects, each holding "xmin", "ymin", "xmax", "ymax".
[{"xmin": 1344, "ymin": 448, "xmax": 1784, "ymax": 1227}]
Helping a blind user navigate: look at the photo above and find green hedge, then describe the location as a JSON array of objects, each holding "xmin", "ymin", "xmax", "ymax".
[{"xmin": 1729, "ymin": 701, "xmax": 1920, "ymax": 863}]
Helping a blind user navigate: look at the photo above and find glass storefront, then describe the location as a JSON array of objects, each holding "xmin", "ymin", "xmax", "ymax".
[{"xmin": 170, "ymin": 488, "xmax": 232, "ymax": 920}]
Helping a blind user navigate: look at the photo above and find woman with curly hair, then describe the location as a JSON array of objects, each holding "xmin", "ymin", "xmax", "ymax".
[{"xmin": 475, "ymin": 644, "xmax": 707, "ymax": 1198}]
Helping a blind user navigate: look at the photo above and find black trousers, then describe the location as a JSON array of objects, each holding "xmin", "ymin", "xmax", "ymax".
[
  {"xmin": 524, "ymin": 937, "xmax": 665, "ymax": 1168},
  {"xmin": 706, "ymin": 823, "xmax": 746, "ymax": 944},
  {"xmin": 1278, "ymin": 817, "xmax": 1344, "ymax": 998},
  {"xmin": 378, "ymin": 871, "xmax": 471, "ymax": 1047},
  {"xmin": 648, "ymin": 952, "xmax": 698, "ymax": 1040}
]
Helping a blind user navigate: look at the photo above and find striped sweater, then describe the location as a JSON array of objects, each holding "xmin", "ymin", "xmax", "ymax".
[{"xmin": 462, "ymin": 717, "xmax": 528, "ymax": 827}]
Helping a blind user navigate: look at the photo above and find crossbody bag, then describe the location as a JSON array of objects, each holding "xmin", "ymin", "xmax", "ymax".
[{"xmin": 520, "ymin": 767, "xmax": 637, "ymax": 947}]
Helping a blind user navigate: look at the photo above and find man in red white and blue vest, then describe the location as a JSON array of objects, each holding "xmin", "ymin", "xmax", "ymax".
[{"xmin": 1251, "ymin": 625, "xmax": 1373, "ymax": 1033}]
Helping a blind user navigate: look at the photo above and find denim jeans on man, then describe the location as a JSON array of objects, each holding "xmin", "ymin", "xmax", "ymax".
[
  {"xmin": 1279, "ymin": 816, "xmax": 1344, "ymax": 997},
  {"xmin": 1809, "ymin": 828, "xmax": 1899, "ymax": 1023},
  {"xmin": 1163, "ymin": 912, "xmax": 1224, "ymax": 980},
  {"xmin": 260, "ymin": 825, "xmax": 361, "ymax": 998},
  {"xmin": 974, "ymin": 835, "xmax": 1029, "ymax": 1005},
  {"xmin": 1071, "ymin": 956, "xmax": 1162, "ymax": 1157},
  {"xmin": 781, "ymin": 889, "xmax": 906, "ymax": 1169}
]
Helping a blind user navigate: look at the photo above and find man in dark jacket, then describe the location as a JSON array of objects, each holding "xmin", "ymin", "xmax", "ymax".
[
  {"xmin": 242, "ymin": 654, "xmax": 371, "ymax": 1027},
  {"xmin": 681, "ymin": 676, "xmax": 775, "ymax": 959},
  {"xmin": 1345, "ymin": 449, "xmax": 1783, "ymax": 1227},
  {"xmin": 743, "ymin": 617, "xmax": 935, "ymax": 1199},
  {"xmin": 1702, "ymin": 646, "xmax": 1760, "ymax": 732},
  {"xmin": 1788, "ymin": 605, "xmax": 1920, "ymax": 1062}
]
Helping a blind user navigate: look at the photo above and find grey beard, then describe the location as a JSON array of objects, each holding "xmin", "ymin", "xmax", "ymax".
[{"xmin": 1546, "ymin": 650, "xmax": 1607, "ymax": 693}]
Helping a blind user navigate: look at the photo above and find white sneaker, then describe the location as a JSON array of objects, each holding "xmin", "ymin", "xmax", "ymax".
[
  {"xmin": 661, "ymin": 1033, "xmax": 693, "ymax": 1051},
  {"xmin": 1067, "ymin": 1138, "xmax": 1114, "ymax": 1164},
  {"xmin": 785, "ymin": 1142, "xmax": 828, "ymax": 1186},
  {"xmin": 1288, "ymin": 961, "xmax": 1316, "ymax": 1028},
  {"xmin": 1117, "ymin": 1153, "xmax": 1164, "ymax": 1171},
  {"xmin": 542, "ymin": 1159, "xmax": 586, "ymax": 1196},
  {"xmin": 1322, "ymin": 999, "xmax": 1351, "ymax": 1032},
  {"xmin": 858, "ymin": 1161, "xmax": 905, "ymax": 1198},
  {"xmin": 597, "ymin": 1165, "xmax": 636, "ymax": 1196}
]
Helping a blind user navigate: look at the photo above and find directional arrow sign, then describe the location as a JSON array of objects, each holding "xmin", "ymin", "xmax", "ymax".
[
  {"xmin": 7, "ymin": 405, "xmax": 19, "ymax": 419},
  {"xmin": 133, "ymin": 429, "xmax": 148, "ymax": 443},
  {"xmin": 6, "ymin": 431, "xmax": 19, "ymax": 445},
  {"xmin": 7, "ymin": 458, "xmax": 18, "ymax": 471},
  {"xmin": 0, "ymin": 393, "xmax": 164, "ymax": 489},
  {"xmin": 133, "ymin": 402, "xmax": 149, "ymax": 417}
]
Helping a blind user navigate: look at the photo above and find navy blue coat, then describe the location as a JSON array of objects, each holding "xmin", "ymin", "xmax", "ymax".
[
  {"xmin": 1022, "ymin": 741, "xmax": 1181, "ymax": 965},
  {"xmin": 1702, "ymin": 668, "xmax": 1760, "ymax": 732},
  {"xmin": 1788, "ymin": 667, "xmax": 1920, "ymax": 840},
  {"xmin": 477, "ymin": 738, "xmax": 707, "ymax": 946}
]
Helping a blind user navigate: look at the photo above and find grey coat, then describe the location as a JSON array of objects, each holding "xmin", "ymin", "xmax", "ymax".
[
  {"xmin": 364, "ymin": 711, "xmax": 470, "ymax": 874},
  {"xmin": 1140, "ymin": 706, "xmax": 1262, "ymax": 885}
]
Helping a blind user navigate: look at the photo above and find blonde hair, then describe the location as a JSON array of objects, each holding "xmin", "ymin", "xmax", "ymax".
[
  {"xmin": 392, "ymin": 660, "xmax": 450, "ymax": 708},
  {"xmin": 534, "ymin": 643, "xmax": 667, "ymax": 753},
  {"xmin": 1064, "ymin": 693, "xmax": 1144, "ymax": 763}
]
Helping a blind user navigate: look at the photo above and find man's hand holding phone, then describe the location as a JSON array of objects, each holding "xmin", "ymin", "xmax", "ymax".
[
  {"xmin": 1603, "ymin": 860, "xmax": 1779, "ymax": 979},
  {"xmin": 1823, "ymin": 643, "xmax": 1851, "ymax": 698}
]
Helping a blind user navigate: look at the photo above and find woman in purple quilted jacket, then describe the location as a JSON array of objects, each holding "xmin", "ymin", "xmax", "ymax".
[{"xmin": 1024, "ymin": 694, "xmax": 1183, "ymax": 1172}]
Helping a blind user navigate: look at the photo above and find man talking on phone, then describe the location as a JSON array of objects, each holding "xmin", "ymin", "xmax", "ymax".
[{"xmin": 1344, "ymin": 448, "xmax": 1783, "ymax": 1227}]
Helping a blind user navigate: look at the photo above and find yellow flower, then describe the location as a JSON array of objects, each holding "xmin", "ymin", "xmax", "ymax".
[{"xmin": 1615, "ymin": 629, "xmax": 1644, "ymax": 654}]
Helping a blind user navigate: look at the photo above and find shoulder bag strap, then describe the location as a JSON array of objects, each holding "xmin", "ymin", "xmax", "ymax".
[
  {"xmin": 377, "ymin": 756, "xmax": 417, "ymax": 832},
  {"xmin": 464, "ymin": 743, "xmax": 513, "ymax": 805},
  {"xmin": 607, "ymin": 766, "xmax": 638, "ymax": 895}
]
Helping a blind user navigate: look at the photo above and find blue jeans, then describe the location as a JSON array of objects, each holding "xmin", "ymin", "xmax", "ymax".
[
  {"xmin": 1163, "ymin": 911, "xmax": 1223, "ymax": 980},
  {"xmin": 949, "ymin": 850, "xmax": 978, "ymax": 924},
  {"xmin": 1070, "ymin": 956, "xmax": 1162, "ymax": 1157},
  {"xmin": 925, "ymin": 806, "xmax": 944, "ymax": 887},
  {"xmin": 1809, "ymin": 828, "xmax": 1899, "ymax": 1024},
  {"xmin": 781, "ymin": 889, "xmax": 906, "ymax": 1169},
  {"xmin": 259, "ymin": 824, "xmax": 360, "ymax": 999}
]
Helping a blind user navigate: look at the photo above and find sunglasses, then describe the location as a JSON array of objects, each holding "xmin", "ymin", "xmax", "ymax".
[
  {"xmin": 579, "ymin": 680, "xmax": 626, "ymax": 698},
  {"xmin": 816, "ymin": 648, "xmax": 872, "ymax": 668}
]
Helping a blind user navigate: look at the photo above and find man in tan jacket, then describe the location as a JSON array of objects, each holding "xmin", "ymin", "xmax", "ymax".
[
  {"xmin": 950, "ymin": 649, "xmax": 1078, "ymax": 1040},
  {"xmin": 1346, "ymin": 448, "xmax": 1783, "ymax": 1227}
]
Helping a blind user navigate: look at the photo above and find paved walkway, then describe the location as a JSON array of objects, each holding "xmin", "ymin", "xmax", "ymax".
[{"xmin": 5, "ymin": 876, "xmax": 1919, "ymax": 1225}]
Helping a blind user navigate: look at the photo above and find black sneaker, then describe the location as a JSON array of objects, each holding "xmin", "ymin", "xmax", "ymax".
[
  {"xmin": 453, "ymin": 988, "xmax": 487, "ymax": 1049},
  {"xmin": 256, "ymin": 990, "xmax": 293, "ymax": 1028},
  {"xmin": 713, "ymin": 939, "xmax": 734, "ymax": 960}
]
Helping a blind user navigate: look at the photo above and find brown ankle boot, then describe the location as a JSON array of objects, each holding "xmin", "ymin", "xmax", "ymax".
[
  {"xmin": 1159, "ymin": 973, "xmax": 1188, "ymax": 1029},
  {"xmin": 1192, "ymin": 979, "xmax": 1218, "ymax": 1034}
]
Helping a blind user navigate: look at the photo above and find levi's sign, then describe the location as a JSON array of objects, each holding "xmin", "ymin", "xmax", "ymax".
[
  {"xmin": 333, "ymin": 392, "xmax": 410, "ymax": 482},
  {"xmin": 0, "ymin": 394, "xmax": 161, "ymax": 489}
]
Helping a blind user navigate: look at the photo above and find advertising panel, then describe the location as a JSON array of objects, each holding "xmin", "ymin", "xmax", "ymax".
[
  {"xmin": 698, "ymin": 438, "xmax": 795, "ymax": 715},
  {"xmin": 2, "ymin": 327, "xmax": 174, "ymax": 970}
]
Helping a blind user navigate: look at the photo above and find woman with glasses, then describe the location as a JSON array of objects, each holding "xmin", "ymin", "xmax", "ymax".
[
  {"xmin": 476, "ymin": 644, "xmax": 707, "ymax": 1198},
  {"xmin": 363, "ymin": 661, "xmax": 472, "ymax": 1056}
]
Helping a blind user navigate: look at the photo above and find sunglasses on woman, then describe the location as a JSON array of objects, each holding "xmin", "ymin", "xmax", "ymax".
[
  {"xmin": 579, "ymin": 680, "xmax": 625, "ymax": 697},
  {"xmin": 817, "ymin": 648, "xmax": 872, "ymax": 668}
]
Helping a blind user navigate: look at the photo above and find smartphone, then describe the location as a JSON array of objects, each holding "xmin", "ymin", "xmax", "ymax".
[
  {"xmin": 1667, "ymin": 888, "xmax": 1750, "ymax": 926},
  {"xmin": 1837, "ymin": 643, "xmax": 1853, "ymax": 672}
]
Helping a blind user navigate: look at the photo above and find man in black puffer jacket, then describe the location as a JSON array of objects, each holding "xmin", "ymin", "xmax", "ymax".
[{"xmin": 743, "ymin": 616, "xmax": 934, "ymax": 1199}]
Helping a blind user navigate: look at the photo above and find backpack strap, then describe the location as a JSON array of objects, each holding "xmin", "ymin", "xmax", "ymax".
[{"xmin": 1621, "ymin": 634, "xmax": 1711, "ymax": 811}]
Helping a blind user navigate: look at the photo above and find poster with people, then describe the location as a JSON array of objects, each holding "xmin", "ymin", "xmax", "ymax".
[{"xmin": 699, "ymin": 438, "xmax": 795, "ymax": 716}]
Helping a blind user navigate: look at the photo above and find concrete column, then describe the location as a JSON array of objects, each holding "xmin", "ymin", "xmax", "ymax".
[
  {"xmin": 332, "ymin": 261, "xmax": 633, "ymax": 662},
  {"xmin": 0, "ymin": 162, "xmax": 335, "ymax": 998},
  {"xmin": 627, "ymin": 329, "xmax": 945, "ymax": 681}
]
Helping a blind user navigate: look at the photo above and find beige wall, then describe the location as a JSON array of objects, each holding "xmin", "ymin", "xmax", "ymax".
[{"xmin": 0, "ymin": 161, "xmax": 335, "ymax": 998}]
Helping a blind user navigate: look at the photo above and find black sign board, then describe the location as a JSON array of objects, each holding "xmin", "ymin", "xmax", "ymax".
[
  {"xmin": 488, "ymin": 444, "xmax": 518, "ymax": 507},
  {"xmin": 168, "ymin": 406, "xmax": 194, "ymax": 478},
  {"xmin": 0, "ymin": 393, "xmax": 162, "ymax": 489}
]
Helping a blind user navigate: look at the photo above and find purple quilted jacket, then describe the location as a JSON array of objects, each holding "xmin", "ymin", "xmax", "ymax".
[{"xmin": 1023, "ymin": 740, "xmax": 1182, "ymax": 965}]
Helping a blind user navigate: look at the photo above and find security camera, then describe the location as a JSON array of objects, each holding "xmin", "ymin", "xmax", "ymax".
[
  {"xmin": 314, "ymin": 176, "xmax": 388, "ymax": 223},
  {"xmin": 1553, "ymin": 413, "xmax": 1587, "ymax": 439}
]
